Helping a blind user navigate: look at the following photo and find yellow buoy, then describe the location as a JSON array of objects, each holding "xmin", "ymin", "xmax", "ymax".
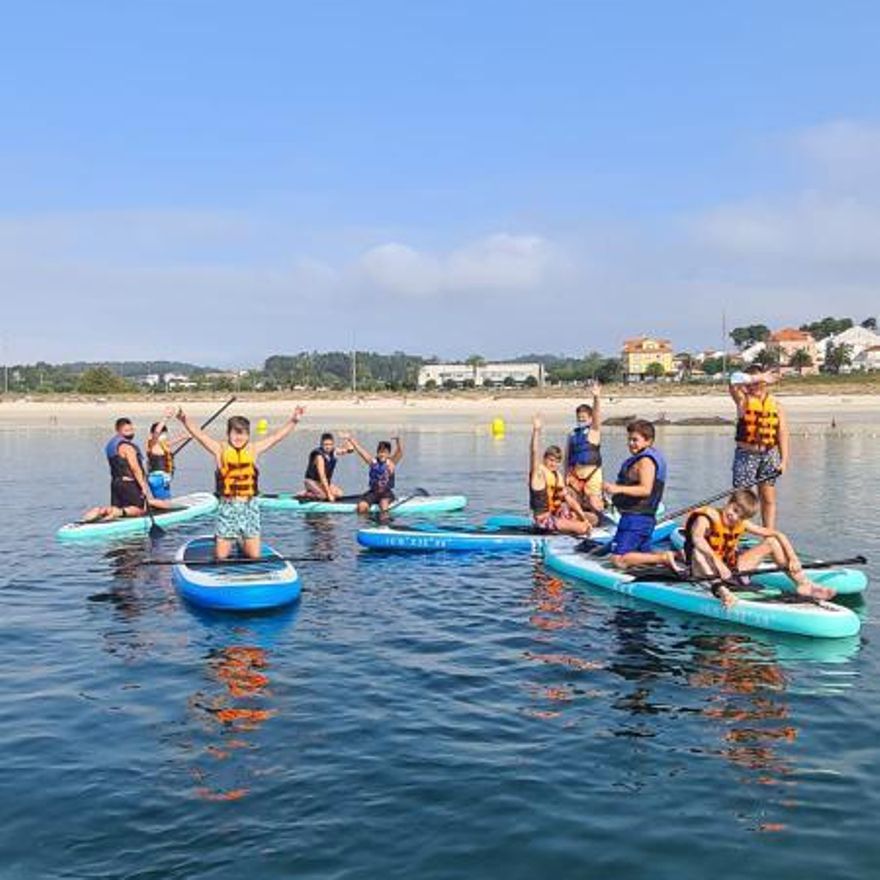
[
  {"xmin": 491, "ymin": 417, "xmax": 506, "ymax": 437},
  {"xmin": 256, "ymin": 418, "xmax": 269, "ymax": 435}
]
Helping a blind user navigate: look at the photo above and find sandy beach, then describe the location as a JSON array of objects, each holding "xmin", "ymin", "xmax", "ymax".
[{"xmin": 2, "ymin": 390, "xmax": 878, "ymax": 430}]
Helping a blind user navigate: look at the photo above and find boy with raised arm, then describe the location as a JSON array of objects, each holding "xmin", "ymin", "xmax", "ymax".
[
  {"xmin": 346, "ymin": 434, "xmax": 403, "ymax": 514},
  {"xmin": 530, "ymin": 416, "xmax": 592, "ymax": 536},
  {"xmin": 729, "ymin": 365, "xmax": 788, "ymax": 530},
  {"xmin": 176, "ymin": 406, "xmax": 305, "ymax": 559},
  {"xmin": 565, "ymin": 380, "xmax": 604, "ymax": 516}
]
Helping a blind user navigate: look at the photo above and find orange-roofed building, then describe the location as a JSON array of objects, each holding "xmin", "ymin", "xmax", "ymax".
[
  {"xmin": 766, "ymin": 328, "xmax": 819, "ymax": 375},
  {"xmin": 621, "ymin": 336, "xmax": 674, "ymax": 381}
]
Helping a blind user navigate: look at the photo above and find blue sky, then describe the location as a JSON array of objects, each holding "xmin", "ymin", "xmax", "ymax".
[{"xmin": 3, "ymin": 1, "xmax": 880, "ymax": 364}]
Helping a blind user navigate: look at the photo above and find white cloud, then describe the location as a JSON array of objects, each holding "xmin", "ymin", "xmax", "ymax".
[
  {"xmin": 5, "ymin": 116, "xmax": 880, "ymax": 365},
  {"xmin": 690, "ymin": 119, "xmax": 880, "ymax": 273},
  {"xmin": 795, "ymin": 119, "xmax": 880, "ymax": 189},
  {"xmin": 695, "ymin": 192, "xmax": 880, "ymax": 264},
  {"xmin": 356, "ymin": 243, "xmax": 442, "ymax": 296},
  {"xmin": 355, "ymin": 233, "xmax": 565, "ymax": 296}
]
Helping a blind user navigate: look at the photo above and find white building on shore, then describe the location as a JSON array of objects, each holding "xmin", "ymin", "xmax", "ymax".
[
  {"xmin": 818, "ymin": 325, "xmax": 880, "ymax": 361},
  {"xmin": 418, "ymin": 362, "xmax": 544, "ymax": 388}
]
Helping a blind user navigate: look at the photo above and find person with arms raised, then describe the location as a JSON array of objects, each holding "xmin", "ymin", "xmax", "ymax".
[
  {"xmin": 529, "ymin": 416, "xmax": 592, "ymax": 536},
  {"xmin": 565, "ymin": 380, "xmax": 604, "ymax": 521},
  {"xmin": 175, "ymin": 407, "xmax": 305, "ymax": 559},
  {"xmin": 347, "ymin": 434, "xmax": 404, "ymax": 515}
]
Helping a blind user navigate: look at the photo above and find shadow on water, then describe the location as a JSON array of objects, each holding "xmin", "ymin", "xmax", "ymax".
[{"xmin": 84, "ymin": 542, "xmax": 178, "ymax": 661}]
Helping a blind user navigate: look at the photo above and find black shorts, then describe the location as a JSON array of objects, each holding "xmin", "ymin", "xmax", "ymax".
[
  {"xmin": 111, "ymin": 479, "xmax": 145, "ymax": 510},
  {"xmin": 361, "ymin": 489, "xmax": 395, "ymax": 507}
]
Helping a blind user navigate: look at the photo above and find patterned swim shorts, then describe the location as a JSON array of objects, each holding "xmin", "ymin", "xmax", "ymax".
[
  {"xmin": 732, "ymin": 446, "xmax": 782, "ymax": 488},
  {"xmin": 215, "ymin": 498, "xmax": 261, "ymax": 540}
]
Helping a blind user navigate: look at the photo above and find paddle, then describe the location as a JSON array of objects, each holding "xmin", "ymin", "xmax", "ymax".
[
  {"xmin": 136, "ymin": 553, "xmax": 335, "ymax": 566},
  {"xmin": 260, "ymin": 492, "xmax": 363, "ymax": 504},
  {"xmin": 659, "ymin": 471, "xmax": 782, "ymax": 523},
  {"xmin": 144, "ymin": 495, "xmax": 165, "ymax": 540},
  {"xmin": 172, "ymin": 396, "xmax": 237, "ymax": 458},
  {"xmin": 385, "ymin": 487, "xmax": 429, "ymax": 513},
  {"xmin": 623, "ymin": 555, "xmax": 867, "ymax": 587}
]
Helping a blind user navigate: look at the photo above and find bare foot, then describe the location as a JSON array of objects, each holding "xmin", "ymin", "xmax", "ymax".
[
  {"xmin": 795, "ymin": 579, "xmax": 836, "ymax": 601},
  {"xmin": 711, "ymin": 582, "xmax": 737, "ymax": 609},
  {"xmin": 664, "ymin": 551, "xmax": 686, "ymax": 576}
]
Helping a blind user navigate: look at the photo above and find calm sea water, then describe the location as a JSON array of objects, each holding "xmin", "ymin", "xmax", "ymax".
[{"xmin": 1, "ymin": 417, "xmax": 877, "ymax": 879}]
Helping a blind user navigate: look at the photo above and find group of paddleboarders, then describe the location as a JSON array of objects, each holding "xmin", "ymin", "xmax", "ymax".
[
  {"xmin": 529, "ymin": 370, "xmax": 834, "ymax": 607},
  {"xmin": 301, "ymin": 431, "xmax": 403, "ymax": 513},
  {"xmin": 83, "ymin": 407, "xmax": 406, "ymax": 559}
]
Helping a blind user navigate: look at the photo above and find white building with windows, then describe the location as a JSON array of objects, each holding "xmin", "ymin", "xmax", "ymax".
[
  {"xmin": 418, "ymin": 362, "xmax": 544, "ymax": 388},
  {"xmin": 852, "ymin": 345, "xmax": 880, "ymax": 371},
  {"xmin": 818, "ymin": 326, "xmax": 880, "ymax": 362}
]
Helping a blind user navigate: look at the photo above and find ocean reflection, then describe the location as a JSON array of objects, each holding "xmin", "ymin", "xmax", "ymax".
[
  {"xmin": 86, "ymin": 543, "xmax": 176, "ymax": 661},
  {"xmin": 523, "ymin": 559, "xmax": 862, "ymax": 830},
  {"xmin": 184, "ymin": 605, "xmax": 299, "ymax": 802}
]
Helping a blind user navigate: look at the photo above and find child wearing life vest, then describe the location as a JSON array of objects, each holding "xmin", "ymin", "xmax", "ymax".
[
  {"xmin": 604, "ymin": 419, "xmax": 668, "ymax": 568},
  {"xmin": 530, "ymin": 416, "xmax": 592, "ymax": 535},
  {"xmin": 146, "ymin": 408, "xmax": 187, "ymax": 501},
  {"xmin": 564, "ymin": 380, "xmax": 603, "ymax": 521},
  {"xmin": 302, "ymin": 432, "xmax": 354, "ymax": 501},
  {"xmin": 347, "ymin": 434, "xmax": 404, "ymax": 514},
  {"xmin": 176, "ymin": 407, "xmax": 304, "ymax": 559},
  {"xmin": 729, "ymin": 365, "xmax": 788, "ymax": 530},
  {"xmin": 683, "ymin": 488, "xmax": 835, "ymax": 609}
]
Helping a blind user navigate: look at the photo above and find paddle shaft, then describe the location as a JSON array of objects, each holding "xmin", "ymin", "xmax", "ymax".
[
  {"xmin": 660, "ymin": 470, "xmax": 782, "ymax": 523},
  {"xmin": 144, "ymin": 496, "xmax": 164, "ymax": 538},
  {"xmin": 684, "ymin": 555, "xmax": 867, "ymax": 583},
  {"xmin": 172, "ymin": 396, "xmax": 237, "ymax": 458},
  {"xmin": 386, "ymin": 487, "xmax": 429, "ymax": 512},
  {"xmin": 140, "ymin": 554, "xmax": 333, "ymax": 566}
]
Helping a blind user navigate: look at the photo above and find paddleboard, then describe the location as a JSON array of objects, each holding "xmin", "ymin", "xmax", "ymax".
[
  {"xmin": 259, "ymin": 492, "xmax": 467, "ymax": 514},
  {"xmin": 173, "ymin": 536, "xmax": 301, "ymax": 611},
  {"xmin": 57, "ymin": 492, "xmax": 218, "ymax": 542},
  {"xmin": 544, "ymin": 543, "xmax": 861, "ymax": 638}
]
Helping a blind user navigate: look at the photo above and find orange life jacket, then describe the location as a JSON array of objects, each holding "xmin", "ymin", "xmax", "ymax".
[
  {"xmin": 736, "ymin": 394, "xmax": 780, "ymax": 447},
  {"xmin": 686, "ymin": 506, "xmax": 745, "ymax": 566},
  {"xmin": 215, "ymin": 445, "xmax": 259, "ymax": 498},
  {"xmin": 530, "ymin": 467, "xmax": 565, "ymax": 515}
]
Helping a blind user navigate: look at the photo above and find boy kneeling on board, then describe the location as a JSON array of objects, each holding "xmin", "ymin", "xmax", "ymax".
[
  {"xmin": 346, "ymin": 434, "xmax": 403, "ymax": 514},
  {"xmin": 682, "ymin": 488, "xmax": 835, "ymax": 608},
  {"xmin": 604, "ymin": 419, "xmax": 669, "ymax": 568},
  {"xmin": 302, "ymin": 432, "xmax": 355, "ymax": 501},
  {"xmin": 530, "ymin": 416, "xmax": 592, "ymax": 536},
  {"xmin": 176, "ymin": 407, "xmax": 304, "ymax": 559}
]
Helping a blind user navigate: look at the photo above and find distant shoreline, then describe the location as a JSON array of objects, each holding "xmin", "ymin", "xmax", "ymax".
[{"xmin": 2, "ymin": 387, "xmax": 879, "ymax": 429}]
